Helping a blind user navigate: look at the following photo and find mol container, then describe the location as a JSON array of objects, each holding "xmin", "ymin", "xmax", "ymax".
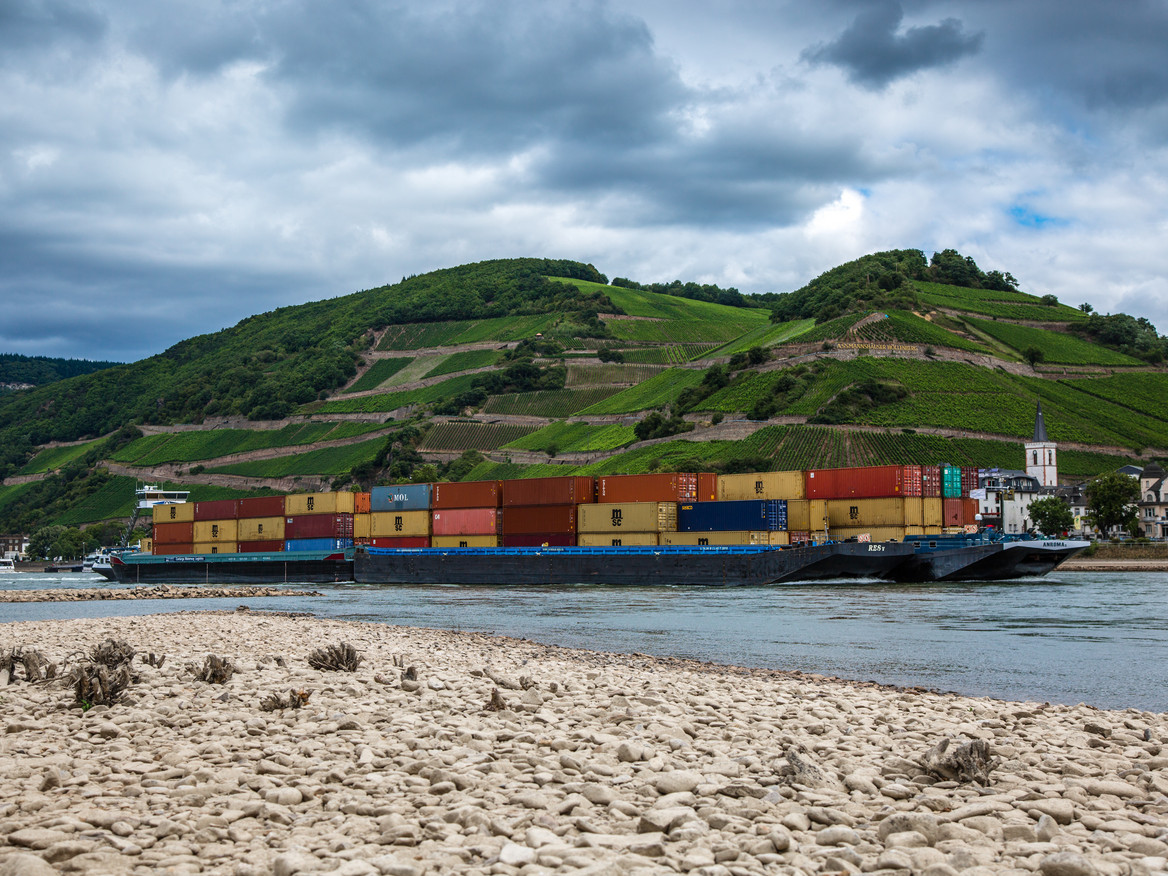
[
  {"xmin": 238, "ymin": 540, "xmax": 284, "ymax": 553},
  {"xmin": 193, "ymin": 520, "xmax": 238, "ymax": 543},
  {"xmin": 194, "ymin": 500, "xmax": 239, "ymax": 521},
  {"xmin": 804, "ymin": 466, "xmax": 916, "ymax": 500},
  {"xmin": 503, "ymin": 476, "xmax": 595, "ymax": 507},
  {"xmin": 922, "ymin": 465, "xmax": 942, "ymax": 498},
  {"xmin": 237, "ymin": 517, "xmax": 285, "ymax": 542},
  {"xmin": 369, "ymin": 537, "xmax": 430, "ymax": 548},
  {"xmin": 577, "ymin": 532, "xmax": 660, "ymax": 547},
  {"xmin": 717, "ymin": 471, "xmax": 805, "ymax": 501},
  {"xmin": 371, "ymin": 484, "xmax": 432, "ymax": 512},
  {"xmin": 237, "ymin": 496, "xmax": 286, "ymax": 519},
  {"xmin": 825, "ymin": 497, "xmax": 924, "ymax": 528},
  {"xmin": 660, "ymin": 531, "xmax": 789, "ymax": 546},
  {"xmin": 153, "ymin": 503, "xmax": 195, "ymax": 524},
  {"xmin": 501, "ymin": 533, "xmax": 575, "ymax": 547},
  {"xmin": 153, "ymin": 522, "xmax": 194, "ymax": 545},
  {"xmin": 597, "ymin": 473, "xmax": 700, "ymax": 504},
  {"xmin": 285, "ymin": 538, "xmax": 352, "ymax": 552},
  {"xmin": 368, "ymin": 511, "xmax": 429, "ymax": 538},
  {"xmin": 192, "ymin": 542, "xmax": 237, "ymax": 554},
  {"xmin": 431, "ymin": 535, "xmax": 501, "ymax": 548},
  {"xmin": 285, "ymin": 514, "xmax": 354, "ymax": 540},
  {"xmin": 678, "ymin": 500, "xmax": 787, "ymax": 532},
  {"xmin": 941, "ymin": 465, "xmax": 963, "ymax": 499},
  {"xmin": 431, "ymin": 481, "xmax": 501, "ymax": 510},
  {"xmin": 431, "ymin": 508, "xmax": 501, "ymax": 536},
  {"xmin": 578, "ymin": 502, "xmax": 677, "ymax": 533},
  {"xmin": 286, "ymin": 492, "xmax": 355, "ymax": 516},
  {"xmin": 502, "ymin": 505, "xmax": 576, "ymax": 536}
]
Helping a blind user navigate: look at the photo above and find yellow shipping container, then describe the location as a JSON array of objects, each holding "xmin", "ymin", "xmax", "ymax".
[
  {"xmin": 785, "ymin": 499, "xmax": 827, "ymax": 531},
  {"xmin": 193, "ymin": 519, "xmax": 238, "ymax": 542},
  {"xmin": 369, "ymin": 510, "xmax": 430, "ymax": 538},
  {"xmin": 578, "ymin": 502, "xmax": 677, "ymax": 533},
  {"xmin": 716, "ymin": 471, "xmax": 805, "ymax": 501},
  {"xmin": 660, "ymin": 530, "xmax": 789, "ymax": 546},
  {"xmin": 192, "ymin": 541, "xmax": 237, "ymax": 554},
  {"xmin": 152, "ymin": 503, "xmax": 195, "ymax": 523},
  {"xmin": 432, "ymin": 535, "xmax": 500, "ymax": 548},
  {"xmin": 827, "ymin": 526, "xmax": 908, "ymax": 543},
  {"xmin": 577, "ymin": 532, "xmax": 660, "ymax": 546},
  {"xmin": 354, "ymin": 513, "xmax": 371, "ymax": 540},
  {"xmin": 922, "ymin": 498, "xmax": 943, "ymax": 528},
  {"xmin": 236, "ymin": 516, "xmax": 285, "ymax": 542},
  {"xmin": 825, "ymin": 497, "xmax": 925, "ymax": 528},
  {"xmin": 285, "ymin": 492, "xmax": 355, "ymax": 516},
  {"xmin": 139, "ymin": 538, "xmax": 153, "ymax": 554}
]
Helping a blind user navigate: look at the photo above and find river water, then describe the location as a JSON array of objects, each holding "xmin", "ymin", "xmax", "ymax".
[{"xmin": 2, "ymin": 570, "xmax": 1165, "ymax": 713}]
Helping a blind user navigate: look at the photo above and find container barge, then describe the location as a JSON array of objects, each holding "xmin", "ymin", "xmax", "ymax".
[{"xmin": 109, "ymin": 549, "xmax": 355, "ymax": 585}]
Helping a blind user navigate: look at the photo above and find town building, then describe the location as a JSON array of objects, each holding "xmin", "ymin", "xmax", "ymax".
[
  {"xmin": 1, "ymin": 533, "xmax": 29, "ymax": 561},
  {"xmin": 1138, "ymin": 462, "xmax": 1168, "ymax": 539},
  {"xmin": 975, "ymin": 403, "xmax": 1051, "ymax": 533},
  {"xmin": 1025, "ymin": 401, "xmax": 1058, "ymax": 487}
]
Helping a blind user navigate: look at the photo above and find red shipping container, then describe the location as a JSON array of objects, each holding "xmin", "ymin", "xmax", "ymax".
[
  {"xmin": 284, "ymin": 514, "xmax": 354, "ymax": 539},
  {"xmin": 804, "ymin": 466, "xmax": 909, "ymax": 499},
  {"xmin": 961, "ymin": 467, "xmax": 979, "ymax": 497},
  {"xmin": 502, "ymin": 533, "xmax": 576, "ymax": 547},
  {"xmin": 237, "ymin": 495, "xmax": 286, "ymax": 519},
  {"xmin": 154, "ymin": 521, "xmax": 194, "ymax": 544},
  {"xmin": 238, "ymin": 540, "xmax": 284, "ymax": 553},
  {"xmin": 698, "ymin": 473, "xmax": 717, "ymax": 502},
  {"xmin": 153, "ymin": 543, "xmax": 194, "ymax": 555},
  {"xmin": 902, "ymin": 465, "xmax": 923, "ymax": 497},
  {"xmin": 942, "ymin": 498, "xmax": 964, "ymax": 527},
  {"xmin": 432, "ymin": 481, "xmax": 502, "ymax": 509},
  {"xmin": 432, "ymin": 507, "xmax": 501, "ymax": 536},
  {"xmin": 503, "ymin": 504, "xmax": 576, "ymax": 535},
  {"xmin": 597, "ymin": 473, "xmax": 698, "ymax": 503},
  {"xmin": 194, "ymin": 499, "xmax": 239, "ymax": 521},
  {"xmin": 354, "ymin": 492, "xmax": 371, "ymax": 514},
  {"xmin": 961, "ymin": 498, "xmax": 978, "ymax": 525},
  {"xmin": 370, "ymin": 537, "xmax": 430, "ymax": 548},
  {"xmin": 502, "ymin": 476, "xmax": 595, "ymax": 507},
  {"xmin": 922, "ymin": 465, "xmax": 942, "ymax": 498},
  {"xmin": 788, "ymin": 530, "xmax": 812, "ymax": 544}
]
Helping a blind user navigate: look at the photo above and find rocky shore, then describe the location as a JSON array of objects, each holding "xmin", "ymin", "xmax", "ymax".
[
  {"xmin": 0, "ymin": 586, "xmax": 324, "ymax": 603},
  {"xmin": 1, "ymin": 612, "xmax": 1165, "ymax": 876}
]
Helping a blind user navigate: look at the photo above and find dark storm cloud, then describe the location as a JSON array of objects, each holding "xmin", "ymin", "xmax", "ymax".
[
  {"xmin": 804, "ymin": 0, "xmax": 983, "ymax": 88},
  {"xmin": 0, "ymin": 0, "xmax": 106, "ymax": 56}
]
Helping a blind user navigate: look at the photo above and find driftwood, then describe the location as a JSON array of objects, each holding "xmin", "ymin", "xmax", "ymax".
[
  {"xmin": 261, "ymin": 689, "xmax": 312, "ymax": 712},
  {"xmin": 307, "ymin": 643, "xmax": 362, "ymax": 672},
  {"xmin": 69, "ymin": 661, "xmax": 133, "ymax": 707},
  {"xmin": 190, "ymin": 654, "xmax": 236, "ymax": 684},
  {"xmin": 90, "ymin": 639, "xmax": 136, "ymax": 670},
  {"xmin": 0, "ymin": 648, "xmax": 58, "ymax": 685},
  {"xmin": 921, "ymin": 737, "xmax": 1000, "ymax": 784},
  {"xmin": 143, "ymin": 652, "xmax": 166, "ymax": 668},
  {"xmin": 485, "ymin": 688, "xmax": 507, "ymax": 712}
]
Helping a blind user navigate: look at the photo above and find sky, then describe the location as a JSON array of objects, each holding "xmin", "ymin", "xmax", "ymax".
[{"xmin": 2, "ymin": 0, "xmax": 1167, "ymax": 363}]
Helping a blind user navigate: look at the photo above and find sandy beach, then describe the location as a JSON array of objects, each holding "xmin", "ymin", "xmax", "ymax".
[{"xmin": 1, "ymin": 611, "xmax": 1165, "ymax": 876}]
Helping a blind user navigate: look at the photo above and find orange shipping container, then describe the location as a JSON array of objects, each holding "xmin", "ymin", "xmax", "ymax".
[
  {"xmin": 697, "ymin": 472, "xmax": 717, "ymax": 502},
  {"xmin": 502, "ymin": 505, "xmax": 576, "ymax": 535},
  {"xmin": 597, "ymin": 473, "xmax": 699, "ymax": 503},
  {"xmin": 194, "ymin": 500, "xmax": 239, "ymax": 521},
  {"xmin": 431, "ymin": 481, "xmax": 502, "ymax": 509},
  {"xmin": 153, "ymin": 521, "xmax": 194, "ymax": 545},
  {"xmin": 237, "ymin": 495, "xmax": 286, "ymax": 519},
  {"xmin": 502, "ymin": 476, "xmax": 595, "ymax": 507},
  {"xmin": 354, "ymin": 492, "xmax": 371, "ymax": 514},
  {"xmin": 432, "ymin": 508, "xmax": 501, "ymax": 536}
]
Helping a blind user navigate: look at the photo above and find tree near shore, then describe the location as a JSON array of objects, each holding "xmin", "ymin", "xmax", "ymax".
[
  {"xmin": 1085, "ymin": 471, "xmax": 1140, "ymax": 537},
  {"xmin": 1028, "ymin": 496, "xmax": 1074, "ymax": 536}
]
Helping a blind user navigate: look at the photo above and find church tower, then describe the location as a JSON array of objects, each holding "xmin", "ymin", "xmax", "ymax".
[{"xmin": 1025, "ymin": 401, "xmax": 1058, "ymax": 486}]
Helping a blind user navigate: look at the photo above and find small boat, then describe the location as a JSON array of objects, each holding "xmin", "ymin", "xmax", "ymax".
[{"xmin": 0, "ymin": 557, "xmax": 16, "ymax": 573}]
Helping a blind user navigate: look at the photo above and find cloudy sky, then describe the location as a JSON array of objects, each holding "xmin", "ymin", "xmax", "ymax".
[{"xmin": 3, "ymin": 0, "xmax": 1167, "ymax": 363}]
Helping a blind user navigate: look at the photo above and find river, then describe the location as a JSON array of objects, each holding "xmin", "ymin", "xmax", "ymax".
[{"xmin": 2, "ymin": 570, "xmax": 1165, "ymax": 712}]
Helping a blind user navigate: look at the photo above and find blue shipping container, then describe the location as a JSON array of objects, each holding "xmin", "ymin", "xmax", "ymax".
[
  {"xmin": 677, "ymin": 500, "xmax": 788, "ymax": 532},
  {"xmin": 285, "ymin": 538, "xmax": 354, "ymax": 552},
  {"xmin": 370, "ymin": 484, "xmax": 432, "ymax": 512}
]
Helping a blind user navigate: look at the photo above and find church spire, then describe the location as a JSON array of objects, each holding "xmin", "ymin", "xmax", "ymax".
[{"xmin": 1033, "ymin": 401, "xmax": 1049, "ymax": 442}]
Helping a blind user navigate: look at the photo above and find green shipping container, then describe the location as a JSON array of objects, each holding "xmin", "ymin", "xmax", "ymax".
[{"xmin": 941, "ymin": 464, "xmax": 963, "ymax": 499}]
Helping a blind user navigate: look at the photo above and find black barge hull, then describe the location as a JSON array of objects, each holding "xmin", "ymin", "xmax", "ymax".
[{"xmin": 111, "ymin": 551, "xmax": 354, "ymax": 585}]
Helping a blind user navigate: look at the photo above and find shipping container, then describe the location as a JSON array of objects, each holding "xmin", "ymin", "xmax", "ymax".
[
  {"xmin": 152, "ymin": 503, "xmax": 195, "ymax": 523},
  {"xmin": 194, "ymin": 499, "xmax": 239, "ymax": 521},
  {"xmin": 597, "ymin": 473, "xmax": 699, "ymax": 503},
  {"xmin": 660, "ymin": 530, "xmax": 789, "ymax": 546},
  {"xmin": 285, "ymin": 537, "xmax": 353, "ymax": 552},
  {"xmin": 193, "ymin": 520, "xmax": 238, "ymax": 542},
  {"xmin": 285, "ymin": 492, "xmax": 355, "ymax": 516},
  {"xmin": 237, "ymin": 495, "xmax": 286, "ymax": 519},
  {"xmin": 193, "ymin": 541, "xmax": 238, "ymax": 554},
  {"xmin": 153, "ymin": 521, "xmax": 194, "ymax": 545},
  {"xmin": 577, "ymin": 502, "xmax": 677, "ymax": 533},
  {"xmin": 153, "ymin": 543, "xmax": 194, "ymax": 555},
  {"xmin": 942, "ymin": 497, "xmax": 979, "ymax": 526},
  {"xmin": 825, "ymin": 497, "xmax": 924, "ymax": 528},
  {"xmin": 368, "ymin": 510, "xmax": 430, "ymax": 538},
  {"xmin": 238, "ymin": 540, "xmax": 284, "ymax": 553},
  {"xmin": 902, "ymin": 465, "xmax": 923, "ymax": 498},
  {"xmin": 370, "ymin": 537, "xmax": 431, "ymax": 548},
  {"xmin": 697, "ymin": 472, "xmax": 717, "ymax": 502},
  {"xmin": 285, "ymin": 514, "xmax": 355, "ymax": 540},
  {"xmin": 502, "ymin": 476, "xmax": 595, "ymax": 507},
  {"xmin": 354, "ymin": 492, "xmax": 371, "ymax": 514},
  {"xmin": 827, "ymin": 526, "xmax": 908, "ymax": 543},
  {"xmin": 784, "ymin": 499, "xmax": 828, "ymax": 532},
  {"xmin": 431, "ymin": 507, "xmax": 501, "ymax": 536},
  {"xmin": 431, "ymin": 535, "xmax": 501, "ymax": 548},
  {"xmin": 500, "ymin": 533, "xmax": 576, "ymax": 547},
  {"xmin": 354, "ymin": 513, "xmax": 370, "ymax": 540},
  {"xmin": 805, "ymin": 466, "xmax": 915, "ymax": 499},
  {"xmin": 787, "ymin": 530, "xmax": 811, "ymax": 545},
  {"xmin": 941, "ymin": 464, "xmax": 963, "ymax": 499},
  {"xmin": 371, "ymin": 484, "xmax": 432, "ymax": 512},
  {"xmin": 922, "ymin": 497, "xmax": 943, "ymax": 527},
  {"xmin": 236, "ymin": 516, "xmax": 285, "ymax": 542},
  {"xmin": 139, "ymin": 539, "xmax": 152, "ymax": 554},
  {"xmin": 678, "ymin": 499, "xmax": 788, "ymax": 532},
  {"xmin": 431, "ymin": 480, "xmax": 501, "ymax": 509},
  {"xmin": 502, "ymin": 504, "xmax": 576, "ymax": 535},
  {"xmin": 960, "ymin": 467, "xmax": 979, "ymax": 497},
  {"xmin": 577, "ymin": 532, "xmax": 660, "ymax": 546},
  {"xmin": 717, "ymin": 471, "xmax": 805, "ymax": 501},
  {"xmin": 922, "ymin": 465, "xmax": 942, "ymax": 498}
]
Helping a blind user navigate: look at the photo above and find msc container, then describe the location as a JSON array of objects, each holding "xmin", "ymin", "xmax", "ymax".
[
  {"xmin": 238, "ymin": 540, "xmax": 284, "ymax": 553},
  {"xmin": 922, "ymin": 465, "xmax": 942, "ymax": 498},
  {"xmin": 152, "ymin": 503, "xmax": 195, "ymax": 523},
  {"xmin": 285, "ymin": 492, "xmax": 355, "ymax": 516},
  {"xmin": 354, "ymin": 492, "xmax": 371, "ymax": 514},
  {"xmin": 285, "ymin": 538, "xmax": 353, "ymax": 552},
  {"xmin": 825, "ymin": 497, "xmax": 924, "ymax": 528},
  {"xmin": 660, "ymin": 531, "xmax": 789, "ymax": 546},
  {"xmin": 192, "ymin": 541, "xmax": 237, "ymax": 554},
  {"xmin": 577, "ymin": 532, "xmax": 660, "ymax": 546},
  {"xmin": 194, "ymin": 499, "xmax": 239, "ymax": 521},
  {"xmin": 502, "ymin": 505, "xmax": 576, "ymax": 535},
  {"xmin": 922, "ymin": 497, "xmax": 943, "ymax": 527},
  {"xmin": 431, "ymin": 508, "xmax": 501, "ymax": 536},
  {"xmin": 431, "ymin": 480, "xmax": 502, "ymax": 509},
  {"xmin": 805, "ymin": 466, "xmax": 914, "ymax": 499},
  {"xmin": 678, "ymin": 499, "xmax": 788, "ymax": 532},
  {"xmin": 431, "ymin": 535, "xmax": 501, "ymax": 548},
  {"xmin": 153, "ymin": 543, "xmax": 194, "ymax": 555},
  {"xmin": 577, "ymin": 502, "xmax": 677, "ymax": 533},
  {"xmin": 237, "ymin": 495, "xmax": 286, "ymax": 519},
  {"xmin": 237, "ymin": 516, "xmax": 285, "ymax": 542},
  {"xmin": 371, "ymin": 484, "xmax": 432, "ymax": 512},
  {"xmin": 368, "ymin": 511, "xmax": 430, "ymax": 538},
  {"xmin": 153, "ymin": 522, "xmax": 194, "ymax": 545},
  {"xmin": 501, "ymin": 533, "xmax": 576, "ymax": 547},
  {"xmin": 370, "ymin": 537, "xmax": 431, "ymax": 548},
  {"xmin": 717, "ymin": 471, "xmax": 805, "ymax": 501},
  {"xmin": 597, "ymin": 473, "xmax": 699, "ymax": 503},
  {"xmin": 285, "ymin": 514, "xmax": 354, "ymax": 540},
  {"xmin": 828, "ymin": 526, "xmax": 908, "ymax": 542},
  {"xmin": 503, "ymin": 476, "xmax": 595, "ymax": 507},
  {"xmin": 193, "ymin": 520, "xmax": 238, "ymax": 542},
  {"xmin": 784, "ymin": 499, "xmax": 827, "ymax": 531}
]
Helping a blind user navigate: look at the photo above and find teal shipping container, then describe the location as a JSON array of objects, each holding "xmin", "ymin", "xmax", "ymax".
[
  {"xmin": 941, "ymin": 464, "xmax": 963, "ymax": 499},
  {"xmin": 371, "ymin": 484, "xmax": 432, "ymax": 512}
]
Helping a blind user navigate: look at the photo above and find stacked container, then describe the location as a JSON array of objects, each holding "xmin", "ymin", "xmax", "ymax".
[
  {"xmin": 501, "ymin": 476, "xmax": 593, "ymax": 547},
  {"xmin": 941, "ymin": 464, "xmax": 963, "ymax": 499},
  {"xmin": 922, "ymin": 465, "xmax": 943, "ymax": 498},
  {"xmin": 577, "ymin": 502, "xmax": 677, "ymax": 546},
  {"xmin": 237, "ymin": 495, "xmax": 286, "ymax": 553},
  {"xmin": 716, "ymin": 471, "xmax": 804, "ymax": 501},
  {"xmin": 365, "ymin": 484, "xmax": 431, "ymax": 547},
  {"xmin": 152, "ymin": 502, "xmax": 195, "ymax": 554},
  {"xmin": 193, "ymin": 499, "xmax": 239, "ymax": 554},
  {"xmin": 285, "ymin": 491, "xmax": 354, "ymax": 552},
  {"xmin": 804, "ymin": 465, "xmax": 919, "ymax": 499},
  {"xmin": 431, "ymin": 481, "xmax": 500, "ymax": 548}
]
